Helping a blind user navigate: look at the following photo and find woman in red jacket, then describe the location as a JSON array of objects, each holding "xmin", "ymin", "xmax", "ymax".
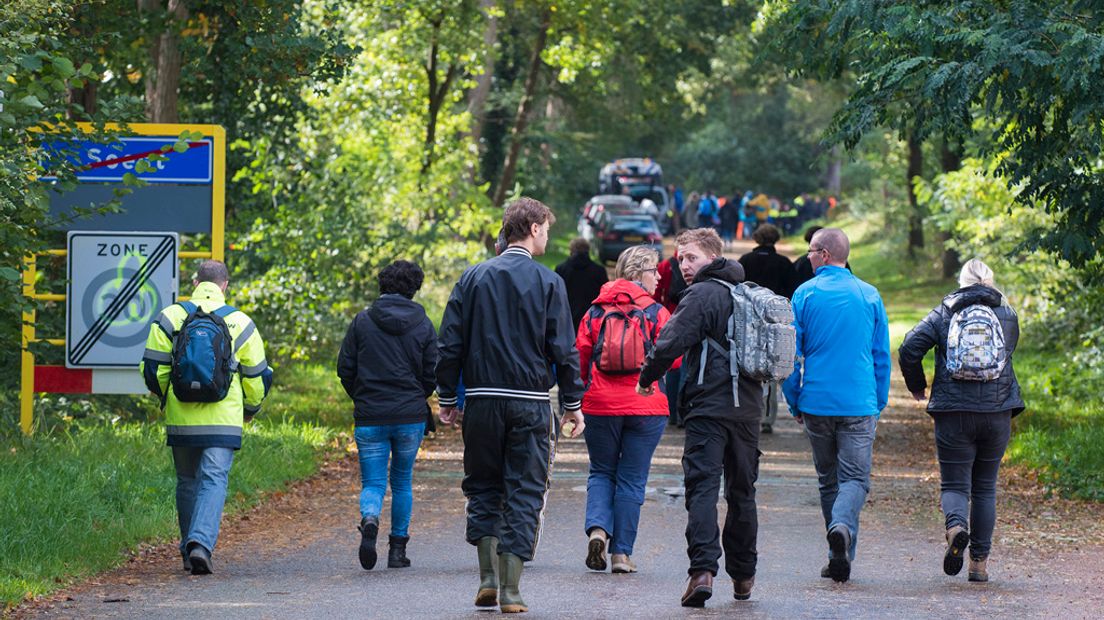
[{"xmin": 577, "ymin": 245, "xmax": 677, "ymax": 574}]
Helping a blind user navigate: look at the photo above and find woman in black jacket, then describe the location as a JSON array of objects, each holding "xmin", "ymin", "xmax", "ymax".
[
  {"xmin": 899, "ymin": 259, "xmax": 1025, "ymax": 584},
  {"xmin": 337, "ymin": 260, "xmax": 438, "ymax": 572}
]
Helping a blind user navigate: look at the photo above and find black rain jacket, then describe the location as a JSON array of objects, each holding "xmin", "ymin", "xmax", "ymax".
[
  {"xmin": 436, "ymin": 246, "xmax": 585, "ymax": 412},
  {"xmin": 739, "ymin": 245, "xmax": 797, "ymax": 299},
  {"xmin": 639, "ymin": 257, "xmax": 764, "ymax": 423},
  {"xmin": 898, "ymin": 285, "xmax": 1025, "ymax": 416},
  {"xmin": 337, "ymin": 294, "xmax": 438, "ymax": 426}
]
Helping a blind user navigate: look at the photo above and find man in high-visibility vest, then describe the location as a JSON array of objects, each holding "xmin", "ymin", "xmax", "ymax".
[{"xmin": 139, "ymin": 259, "xmax": 273, "ymax": 575}]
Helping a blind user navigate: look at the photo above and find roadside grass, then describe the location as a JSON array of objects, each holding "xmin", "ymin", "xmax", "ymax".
[
  {"xmin": 833, "ymin": 215, "xmax": 1104, "ymax": 501},
  {"xmin": 0, "ymin": 363, "xmax": 347, "ymax": 609}
]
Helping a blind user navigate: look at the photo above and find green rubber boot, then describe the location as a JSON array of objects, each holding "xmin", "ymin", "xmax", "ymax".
[
  {"xmin": 498, "ymin": 552, "xmax": 528, "ymax": 613},
  {"xmin": 475, "ymin": 537, "xmax": 498, "ymax": 607}
]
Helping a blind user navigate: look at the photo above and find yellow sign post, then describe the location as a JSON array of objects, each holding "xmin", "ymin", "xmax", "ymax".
[{"xmin": 19, "ymin": 123, "xmax": 226, "ymax": 434}]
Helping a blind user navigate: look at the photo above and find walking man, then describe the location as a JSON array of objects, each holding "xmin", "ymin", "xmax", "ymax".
[
  {"xmin": 738, "ymin": 223, "xmax": 797, "ymax": 434},
  {"xmin": 140, "ymin": 259, "xmax": 273, "ymax": 575},
  {"xmin": 637, "ymin": 228, "xmax": 764, "ymax": 607},
  {"xmin": 437, "ymin": 197, "xmax": 586, "ymax": 614},
  {"xmin": 782, "ymin": 228, "xmax": 890, "ymax": 583}
]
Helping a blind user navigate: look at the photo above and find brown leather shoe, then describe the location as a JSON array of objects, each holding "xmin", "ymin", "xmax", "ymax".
[
  {"xmin": 681, "ymin": 571, "xmax": 713, "ymax": 607},
  {"xmin": 733, "ymin": 576, "xmax": 754, "ymax": 600}
]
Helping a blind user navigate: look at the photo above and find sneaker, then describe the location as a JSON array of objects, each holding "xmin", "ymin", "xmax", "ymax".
[
  {"xmin": 186, "ymin": 543, "xmax": 212, "ymax": 575},
  {"xmin": 944, "ymin": 526, "xmax": 969, "ymax": 576},
  {"xmin": 610, "ymin": 553, "xmax": 636, "ymax": 573},
  {"xmin": 586, "ymin": 529, "xmax": 608, "ymax": 571},
  {"xmin": 826, "ymin": 525, "xmax": 851, "ymax": 583}
]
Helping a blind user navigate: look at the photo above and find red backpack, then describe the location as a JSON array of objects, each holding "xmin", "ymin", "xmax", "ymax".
[{"xmin": 587, "ymin": 294, "xmax": 662, "ymax": 378}]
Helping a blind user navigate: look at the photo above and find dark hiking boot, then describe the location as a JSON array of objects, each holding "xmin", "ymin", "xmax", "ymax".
[
  {"xmin": 357, "ymin": 516, "xmax": 379, "ymax": 570},
  {"xmin": 182, "ymin": 550, "xmax": 192, "ymax": 572},
  {"xmin": 586, "ymin": 528, "xmax": 608, "ymax": 571},
  {"xmin": 187, "ymin": 543, "xmax": 212, "ymax": 575},
  {"xmin": 498, "ymin": 552, "xmax": 528, "ymax": 613},
  {"xmin": 820, "ymin": 563, "xmax": 831, "ymax": 578},
  {"xmin": 475, "ymin": 536, "xmax": 499, "ymax": 607},
  {"xmin": 387, "ymin": 535, "xmax": 410, "ymax": 568},
  {"xmin": 761, "ymin": 424, "xmax": 773, "ymax": 434},
  {"xmin": 681, "ymin": 571, "xmax": 713, "ymax": 607},
  {"xmin": 827, "ymin": 525, "xmax": 852, "ymax": 583},
  {"xmin": 968, "ymin": 557, "xmax": 989, "ymax": 583},
  {"xmin": 944, "ymin": 526, "xmax": 969, "ymax": 576},
  {"xmin": 733, "ymin": 576, "xmax": 755, "ymax": 601}
]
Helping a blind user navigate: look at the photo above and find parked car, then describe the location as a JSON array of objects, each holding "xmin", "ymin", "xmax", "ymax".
[
  {"xmin": 593, "ymin": 211, "xmax": 664, "ymax": 263},
  {"xmin": 578, "ymin": 195, "xmax": 638, "ymax": 242}
]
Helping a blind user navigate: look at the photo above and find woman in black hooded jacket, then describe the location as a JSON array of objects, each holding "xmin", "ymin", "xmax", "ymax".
[{"xmin": 899, "ymin": 258, "xmax": 1025, "ymax": 584}]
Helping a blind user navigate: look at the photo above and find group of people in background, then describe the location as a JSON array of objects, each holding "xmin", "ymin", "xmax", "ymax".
[
  {"xmin": 667, "ymin": 185, "xmax": 838, "ymax": 242},
  {"xmin": 303, "ymin": 196, "xmax": 1024, "ymax": 613}
]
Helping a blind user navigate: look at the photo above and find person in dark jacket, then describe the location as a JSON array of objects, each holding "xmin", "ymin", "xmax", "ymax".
[
  {"xmin": 437, "ymin": 197, "xmax": 586, "ymax": 614},
  {"xmin": 637, "ymin": 228, "xmax": 764, "ymax": 607},
  {"xmin": 739, "ymin": 224, "xmax": 797, "ymax": 434},
  {"xmin": 337, "ymin": 260, "xmax": 437, "ymax": 572},
  {"xmin": 898, "ymin": 258, "xmax": 1024, "ymax": 584},
  {"xmin": 555, "ymin": 237, "xmax": 609, "ymax": 329}
]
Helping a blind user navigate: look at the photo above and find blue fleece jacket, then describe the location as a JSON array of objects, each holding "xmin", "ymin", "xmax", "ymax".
[{"xmin": 782, "ymin": 265, "xmax": 891, "ymax": 417}]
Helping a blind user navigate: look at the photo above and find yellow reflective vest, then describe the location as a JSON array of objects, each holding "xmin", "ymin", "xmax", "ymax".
[{"xmin": 139, "ymin": 281, "xmax": 272, "ymax": 449}]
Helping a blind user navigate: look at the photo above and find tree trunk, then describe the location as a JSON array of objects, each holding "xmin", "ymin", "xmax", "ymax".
[
  {"xmin": 825, "ymin": 144, "xmax": 842, "ymax": 196},
  {"xmin": 906, "ymin": 132, "xmax": 924, "ymax": 257},
  {"xmin": 421, "ymin": 16, "xmax": 459, "ymax": 179},
  {"xmin": 939, "ymin": 137, "xmax": 964, "ymax": 278},
  {"xmin": 68, "ymin": 80, "xmax": 97, "ymax": 119},
  {"xmin": 491, "ymin": 9, "xmax": 551, "ymax": 207},
  {"xmin": 139, "ymin": 0, "xmax": 188, "ymax": 123},
  {"xmin": 466, "ymin": 0, "xmax": 498, "ymax": 152}
]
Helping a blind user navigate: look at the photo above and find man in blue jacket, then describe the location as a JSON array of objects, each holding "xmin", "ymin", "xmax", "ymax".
[{"xmin": 782, "ymin": 228, "xmax": 890, "ymax": 584}]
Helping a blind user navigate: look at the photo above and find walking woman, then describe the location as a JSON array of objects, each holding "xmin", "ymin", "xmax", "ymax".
[
  {"xmin": 898, "ymin": 258, "xmax": 1025, "ymax": 582},
  {"xmin": 337, "ymin": 260, "xmax": 438, "ymax": 570},
  {"xmin": 576, "ymin": 245, "xmax": 675, "ymax": 573}
]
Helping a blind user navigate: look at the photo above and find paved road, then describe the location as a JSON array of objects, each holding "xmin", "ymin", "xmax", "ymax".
[{"xmin": 27, "ymin": 408, "xmax": 1104, "ymax": 619}]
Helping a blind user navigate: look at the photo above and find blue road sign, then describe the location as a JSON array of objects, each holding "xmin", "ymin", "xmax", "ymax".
[{"xmin": 45, "ymin": 137, "xmax": 213, "ymax": 184}]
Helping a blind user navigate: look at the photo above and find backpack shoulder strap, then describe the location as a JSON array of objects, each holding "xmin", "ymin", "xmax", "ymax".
[
  {"xmin": 178, "ymin": 301, "xmax": 198, "ymax": 315},
  {"xmin": 212, "ymin": 304, "xmax": 237, "ymax": 319}
]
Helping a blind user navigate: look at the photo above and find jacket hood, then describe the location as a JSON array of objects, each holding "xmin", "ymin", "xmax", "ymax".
[
  {"xmin": 692, "ymin": 257, "xmax": 745, "ymax": 285},
  {"xmin": 942, "ymin": 284, "xmax": 1003, "ymax": 313},
  {"xmin": 368, "ymin": 294, "xmax": 427, "ymax": 335},
  {"xmin": 592, "ymin": 278, "xmax": 655, "ymax": 306}
]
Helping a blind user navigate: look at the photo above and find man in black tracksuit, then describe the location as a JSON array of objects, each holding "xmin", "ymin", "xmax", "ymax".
[
  {"xmin": 437, "ymin": 198, "xmax": 585, "ymax": 614},
  {"xmin": 637, "ymin": 228, "xmax": 764, "ymax": 607}
]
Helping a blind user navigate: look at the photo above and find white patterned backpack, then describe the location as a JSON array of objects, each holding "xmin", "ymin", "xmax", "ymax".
[{"xmin": 946, "ymin": 304, "xmax": 1006, "ymax": 381}]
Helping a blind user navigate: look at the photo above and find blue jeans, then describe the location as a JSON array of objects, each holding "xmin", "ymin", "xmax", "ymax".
[
  {"xmin": 664, "ymin": 367, "xmax": 682, "ymax": 422},
  {"xmin": 172, "ymin": 446, "xmax": 235, "ymax": 555},
  {"xmin": 803, "ymin": 415, "xmax": 877, "ymax": 561},
  {"xmin": 583, "ymin": 414, "xmax": 667, "ymax": 555},
  {"xmin": 355, "ymin": 422, "xmax": 425, "ymax": 537},
  {"xmin": 933, "ymin": 412, "xmax": 1011, "ymax": 559}
]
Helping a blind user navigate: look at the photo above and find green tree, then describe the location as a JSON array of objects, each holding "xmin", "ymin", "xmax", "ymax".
[{"xmin": 763, "ymin": 0, "xmax": 1104, "ymax": 265}]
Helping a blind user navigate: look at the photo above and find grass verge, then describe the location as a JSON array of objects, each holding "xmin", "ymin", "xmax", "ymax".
[
  {"xmin": 836, "ymin": 214, "xmax": 1104, "ymax": 501},
  {"xmin": 0, "ymin": 363, "xmax": 347, "ymax": 609}
]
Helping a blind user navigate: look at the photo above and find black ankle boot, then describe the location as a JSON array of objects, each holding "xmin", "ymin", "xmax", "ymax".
[
  {"xmin": 387, "ymin": 535, "xmax": 411, "ymax": 568},
  {"xmin": 358, "ymin": 516, "xmax": 379, "ymax": 570}
]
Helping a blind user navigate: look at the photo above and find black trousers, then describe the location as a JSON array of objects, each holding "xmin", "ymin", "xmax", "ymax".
[
  {"xmin": 682, "ymin": 416, "xmax": 760, "ymax": 579},
  {"xmin": 462, "ymin": 398, "xmax": 556, "ymax": 561}
]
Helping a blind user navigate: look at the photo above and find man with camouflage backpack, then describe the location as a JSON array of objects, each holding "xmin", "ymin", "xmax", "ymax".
[
  {"xmin": 638, "ymin": 228, "xmax": 795, "ymax": 607},
  {"xmin": 140, "ymin": 260, "xmax": 273, "ymax": 575}
]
